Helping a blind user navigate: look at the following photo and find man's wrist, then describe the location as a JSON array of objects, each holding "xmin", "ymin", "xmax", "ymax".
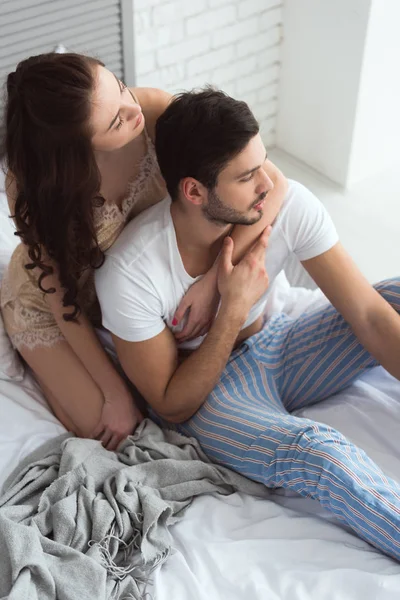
[{"xmin": 218, "ymin": 298, "xmax": 248, "ymax": 328}]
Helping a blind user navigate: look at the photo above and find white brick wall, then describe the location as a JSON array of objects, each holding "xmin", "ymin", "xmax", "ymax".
[{"xmin": 133, "ymin": 0, "xmax": 283, "ymax": 146}]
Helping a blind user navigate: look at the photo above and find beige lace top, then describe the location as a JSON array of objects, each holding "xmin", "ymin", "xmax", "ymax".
[{"xmin": 0, "ymin": 127, "xmax": 166, "ymax": 350}]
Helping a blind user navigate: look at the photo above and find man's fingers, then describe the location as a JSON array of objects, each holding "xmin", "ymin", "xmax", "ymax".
[
  {"xmin": 256, "ymin": 225, "xmax": 272, "ymax": 249},
  {"xmin": 248, "ymin": 226, "xmax": 272, "ymax": 258},
  {"xmin": 260, "ymin": 225, "xmax": 272, "ymax": 244},
  {"xmin": 220, "ymin": 236, "xmax": 234, "ymax": 274}
]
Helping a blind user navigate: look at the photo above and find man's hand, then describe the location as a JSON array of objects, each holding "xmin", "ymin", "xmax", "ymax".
[
  {"xmin": 111, "ymin": 226, "xmax": 271, "ymax": 424},
  {"xmin": 218, "ymin": 226, "xmax": 271, "ymax": 318}
]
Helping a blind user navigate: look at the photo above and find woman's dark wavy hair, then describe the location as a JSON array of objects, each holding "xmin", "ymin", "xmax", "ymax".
[{"xmin": 2, "ymin": 52, "xmax": 105, "ymax": 321}]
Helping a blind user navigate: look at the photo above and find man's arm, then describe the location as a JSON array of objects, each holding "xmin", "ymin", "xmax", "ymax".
[
  {"xmin": 112, "ymin": 231, "xmax": 270, "ymax": 423},
  {"xmin": 303, "ymin": 242, "xmax": 400, "ymax": 381},
  {"xmin": 113, "ymin": 301, "xmax": 246, "ymax": 423}
]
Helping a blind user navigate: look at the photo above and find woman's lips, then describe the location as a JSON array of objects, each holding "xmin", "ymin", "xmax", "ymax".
[{"xmin": 134, "ymin": 112, "xmax": 143, "ymax": 128}]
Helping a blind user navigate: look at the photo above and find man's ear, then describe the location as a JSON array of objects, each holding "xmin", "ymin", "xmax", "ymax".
[{"xmin": 181, "ymin": 177, "xmax": 208, "ymax": 206}]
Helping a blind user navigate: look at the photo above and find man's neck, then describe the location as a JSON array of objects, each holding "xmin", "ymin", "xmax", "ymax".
[{"xmin": 170, "ymin": 200, "xmax": 231, "ymax": 278}]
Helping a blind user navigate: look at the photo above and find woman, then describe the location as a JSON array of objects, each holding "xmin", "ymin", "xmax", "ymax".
[{"xmin": 0, "ymin": 52, "xmax": 287, "ymax": 450}]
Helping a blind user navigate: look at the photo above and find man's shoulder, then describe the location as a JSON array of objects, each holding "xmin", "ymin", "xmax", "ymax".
[
  {"xmin": 276, "ymin": 179, "xmax": 321, "ymax": 224},
  {"xmin": 283, "ymin": 179, "xmax": 316, "ymax": 207},
  {"xmin": 106, "ymin": 196, "xmax": 171, "ymax": 268}
]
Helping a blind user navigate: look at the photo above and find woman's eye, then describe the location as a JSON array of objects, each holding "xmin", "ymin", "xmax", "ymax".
[{"xmin": 116, "ymin": 117, "xmax": 124, "ymax": 131}]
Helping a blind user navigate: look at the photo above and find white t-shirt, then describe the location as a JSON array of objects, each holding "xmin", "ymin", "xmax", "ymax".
[{"xmin": 95, "ymin": 180, "xmax": 338, "ymax": 350}]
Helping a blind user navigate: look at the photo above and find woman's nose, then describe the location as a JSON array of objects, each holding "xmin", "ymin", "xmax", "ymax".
[{"xmin": 124, "ymin": 100, "xmax": 142, "ymax": 122}]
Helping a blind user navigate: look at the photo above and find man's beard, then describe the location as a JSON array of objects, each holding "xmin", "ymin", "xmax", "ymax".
[{"xmin": 201, "ymin": 189, "xmax": 267, "ymax": 227}]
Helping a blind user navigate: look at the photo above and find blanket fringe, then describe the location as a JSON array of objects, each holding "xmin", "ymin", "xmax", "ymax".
[{"xmin": 89, "ymin": 522, "xmax": 170, "ymax": 600}]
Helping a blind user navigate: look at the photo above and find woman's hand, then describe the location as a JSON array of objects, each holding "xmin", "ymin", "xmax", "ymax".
[
  {"xmin": 91, "ymin": 383, "xmax": 144, "ymax": 451},
  {"xmin": 173, "ymin": 269, "xmax": 220, "ymax": 343}
]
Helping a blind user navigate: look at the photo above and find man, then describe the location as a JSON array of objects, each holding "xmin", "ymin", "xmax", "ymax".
[{"xmin": 96, "ymin": 88, "xmax": 400, "ymax": 561}]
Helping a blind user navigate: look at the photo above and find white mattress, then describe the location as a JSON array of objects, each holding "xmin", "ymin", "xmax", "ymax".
[{"xmin": 1, "ymin": 180, "xmax": 400, "ymax": 598}]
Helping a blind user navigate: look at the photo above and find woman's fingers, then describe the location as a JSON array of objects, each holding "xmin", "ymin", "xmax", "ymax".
[
  {"xmin": 99, "ymin": 428, "xmax": 113, "ymax": 448},
  {"xmin": 106, "ymin": 434, "xmax": 121, "ymax": 451},
  {"xmin": 173, "ymin": 298, "xmax": 191, "ymax": 327}
]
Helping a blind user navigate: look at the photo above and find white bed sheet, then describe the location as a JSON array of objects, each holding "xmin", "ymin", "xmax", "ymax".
[
  {"xmin": 151, "ymin": 364, "xmax": 400, "ymax": 600},
  {"xmin": 134, "ymin": 282, "xmax": 400, "ymax": 599},
  {"xmin": 0, "ymin": 181, "xmax": 400, "ymax": 598},
  {"xmin": 1, "ymin": 281, "xmax": 400, "ymax": 599}
]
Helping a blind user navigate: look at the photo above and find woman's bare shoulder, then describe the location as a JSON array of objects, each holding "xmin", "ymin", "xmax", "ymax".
[{"xmin": 131, "ymin": 87, "xmax": 172, "ymax": 141}]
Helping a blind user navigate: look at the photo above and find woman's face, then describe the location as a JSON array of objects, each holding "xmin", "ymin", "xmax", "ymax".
[{"xmin": 90, "ymin": 65, "xmax": 144, "ymax": 152}]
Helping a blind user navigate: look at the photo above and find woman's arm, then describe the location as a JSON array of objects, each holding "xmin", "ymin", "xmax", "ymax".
[
  {"xmin": 44, "ymin": 271, "xmax": 144, "ymax": 447},
  {"xmin": 6, "ymin": 171, "xmax": 142, "ymax": 441},
  {"xmin": 42, "ymin": 266, "xmax": 133, "ymax": 401},
  {"xmin": 6, "ymin": 170, "xmax": 127, "ymax": 397}
]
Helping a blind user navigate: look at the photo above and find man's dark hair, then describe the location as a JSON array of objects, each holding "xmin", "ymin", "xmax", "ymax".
[{"xmin": 155, "ymin": 86, "xmax": 259, "ymax": 200}]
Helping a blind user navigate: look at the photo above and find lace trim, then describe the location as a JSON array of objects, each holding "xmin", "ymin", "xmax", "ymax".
[
  {"xmin": 2, "ymin": 285, "xmax": 65, "ymax": 349},
  {"xmin": 15, "ymin": 304, "xmax": 52, "ymax": 327},
  {"xmin": 95, "ymin": 136, "xmax": 159, "ymax": 224},
  {"xmin": 10, "ymin": 329, "xmax": 66, "ymax": 351}
]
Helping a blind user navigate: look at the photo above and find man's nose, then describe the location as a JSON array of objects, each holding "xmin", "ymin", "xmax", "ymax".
[{"xmin": 256, "ymin": 168, "xmax": 274, "ymax": 195}]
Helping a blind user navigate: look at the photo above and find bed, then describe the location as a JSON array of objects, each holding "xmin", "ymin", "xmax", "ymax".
[{"xmin": 1, "ymin": 172, "xmax": 399, "ymax": 599}]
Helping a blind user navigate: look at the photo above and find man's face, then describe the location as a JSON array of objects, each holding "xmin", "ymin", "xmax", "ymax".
[{"xmin": 202, "ymin": 134, "xmax": 274, "ymax": 226}]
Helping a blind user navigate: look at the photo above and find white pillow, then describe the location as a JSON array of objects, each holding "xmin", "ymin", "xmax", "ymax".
[
  {"xmin": 0, "ymin": 311, "xmax": 23, "ymax": 381},
  {"xmin": 0, "ymin": 174, "xmax": 24, "ymax": 381}
]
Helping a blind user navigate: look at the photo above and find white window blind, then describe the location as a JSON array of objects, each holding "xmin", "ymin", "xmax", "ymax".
[{"xmin": 0, "ymin": 0, "xmax": 125, "ymax": 143}]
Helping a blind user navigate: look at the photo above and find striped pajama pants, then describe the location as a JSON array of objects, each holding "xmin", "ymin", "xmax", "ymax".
[{"xmin": 175, "ymin": 278, "xmax": 400, "ymax": 562}]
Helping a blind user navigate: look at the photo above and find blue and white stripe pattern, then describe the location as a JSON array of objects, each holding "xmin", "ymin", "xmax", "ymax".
[{"xmin": 172, "ymin": 278, "xmax": 400, "ymax": 561}]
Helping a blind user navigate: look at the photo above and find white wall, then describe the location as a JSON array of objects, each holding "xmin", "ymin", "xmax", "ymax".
[
  {"xmin": 277, "ymin": 0, "xmax": 400, "ymax": 188},
  {"xmin": 129, "ymin": 0, "xmax": 283, "ymax": 146},
  {"xmin": 348, "ymin": 0, "xmax": 400, "ymax": 185},
  {"xmin": 276, "ymin": 0, "xmax": 371, "ymax": 186}
]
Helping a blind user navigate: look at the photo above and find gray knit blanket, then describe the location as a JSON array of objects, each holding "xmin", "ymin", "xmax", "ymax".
[{"xmin": 0, "ymin": 419, "xmax": 268, "ymax": 599}]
